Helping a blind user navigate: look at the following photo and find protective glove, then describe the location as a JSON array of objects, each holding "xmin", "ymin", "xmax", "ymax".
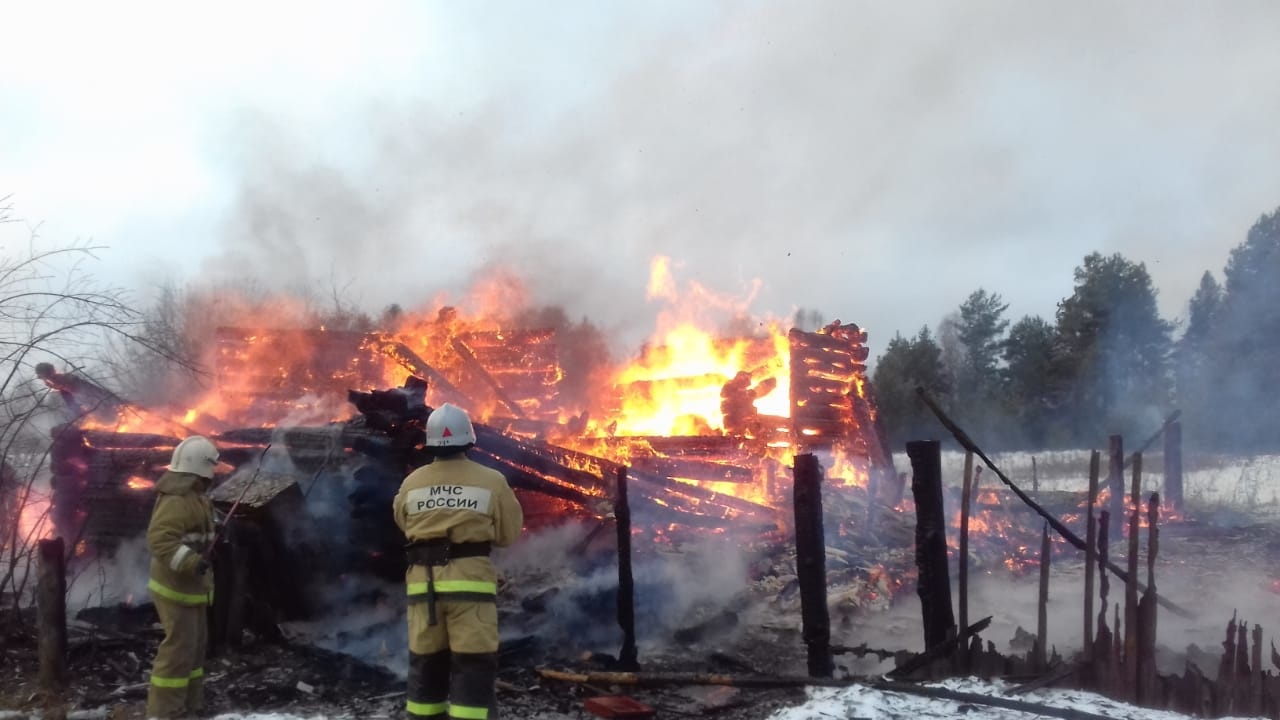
[{"xmin": 195, "ymin": 558, "xmax": 211, "ymax": 576}]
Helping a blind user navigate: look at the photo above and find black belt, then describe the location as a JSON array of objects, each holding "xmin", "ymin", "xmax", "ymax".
[
  {"xmin": 405, "ymin": 539, "xmax": 493, "ymax": 626},
  {"xmin": 405, "ymin": 539, "xmax": 492, "ymax": 567}
]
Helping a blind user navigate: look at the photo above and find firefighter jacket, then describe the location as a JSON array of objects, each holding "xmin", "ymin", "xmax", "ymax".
[
  {"xmin": 393, "ymin": 455, "xmax": 523, "ymax": 602},
  {"xmin": 146, "ymin": 471, "xmax": 215, "ymax": 606}
]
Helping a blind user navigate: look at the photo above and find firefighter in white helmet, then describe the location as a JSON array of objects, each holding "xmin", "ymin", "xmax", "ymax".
[
  {"xmin": 394, "ymin": 404, "xmax": 523, "ymax": 719},
  {"xmin": 145, "ymin": 435, "xmax": 218, "ymax": 719}
]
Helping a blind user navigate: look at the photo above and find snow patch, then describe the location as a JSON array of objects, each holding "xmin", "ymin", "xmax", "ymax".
[{"xmin": 768, "ymin": 677, "xmax": 1266, "ymax": 720}]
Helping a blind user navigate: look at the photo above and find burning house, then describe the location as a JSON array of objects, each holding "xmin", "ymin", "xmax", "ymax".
[{"xmin": 41, "ymin": 261, "xmax": 899, "ymax": 641}]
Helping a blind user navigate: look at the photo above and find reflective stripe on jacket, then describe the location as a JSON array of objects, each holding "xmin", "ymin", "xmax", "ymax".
[
  {"xmin": 146, "ymin": 470, "xmax": 215, "ymax": 606},
  {"xmin": 393, "ymin": 455, "xmax": 523, "ymax": 599}
]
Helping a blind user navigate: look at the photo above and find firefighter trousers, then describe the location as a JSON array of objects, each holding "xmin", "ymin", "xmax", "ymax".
[
  {"xmin": 407, "ymin": 599, "xmax": 499, "ymax": 719},
  {"xmin": 146, "ymin": 596, "xmax": 208, "ymax": 719}
]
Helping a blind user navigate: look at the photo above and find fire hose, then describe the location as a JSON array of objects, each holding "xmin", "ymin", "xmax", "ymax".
[{"xmin": 202, "ymin": 443, "xmax": 272, "ymax": 563}]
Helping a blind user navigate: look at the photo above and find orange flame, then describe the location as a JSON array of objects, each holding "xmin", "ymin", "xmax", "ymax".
[{"xmin": 54, "ymin": 255, "xmax": 883, "ymax": 510}]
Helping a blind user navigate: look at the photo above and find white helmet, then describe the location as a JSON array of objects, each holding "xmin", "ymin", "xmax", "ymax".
[
  {"xmin": 425, "ymin": 403, "xmax": 476, "ymax": 447},
  {"xmin": 169, "ymin": 435, "xmax": 220, "ymax": 479}
]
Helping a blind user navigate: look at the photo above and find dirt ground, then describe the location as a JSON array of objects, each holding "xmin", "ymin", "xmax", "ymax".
[{"xmin": 0, "ymin": 601, "xmax": 812, "ymax": 720}]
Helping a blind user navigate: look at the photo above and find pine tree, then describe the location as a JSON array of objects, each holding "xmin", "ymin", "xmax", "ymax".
[
  {"xmin": 1053, "ymin": 253, "xmax": 1173, "ymax": 443},
  {"xmin": 1002, "ymin": 315, "xmax": 1056, "ymax": 447},
  {"xmin": 1208, "ymin": 207, "xmax": 1280, "ymax": 449},
  {"xmin": 872, "ymin": 326, "xmax": 950, "ymax": 448}
]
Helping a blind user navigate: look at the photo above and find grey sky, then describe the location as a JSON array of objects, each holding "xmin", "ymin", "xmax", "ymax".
[{"xmin": 3, "ymin": 0, "xmax": 1279, "ymax": 361}]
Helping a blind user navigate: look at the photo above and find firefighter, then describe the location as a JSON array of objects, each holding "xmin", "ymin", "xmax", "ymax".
[
  {"xmin": 394, "ymin": 403, "xmax": 523, "ymax": 720},
  {"xmin": 145, "ymin": 435, "xmax": 218, "ymax": 719}
]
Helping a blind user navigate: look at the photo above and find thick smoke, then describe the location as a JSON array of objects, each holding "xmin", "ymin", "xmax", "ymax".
[
  {"xmin": 496, "ymin": 522, "xmax": 753, "ymax": 653},
  {"xmin": 65, "ymin": 536, "xmax": 153, "ymax": 611},
  {"xmin": 193, "ymin": 1, "xmax": 1280, "ymax": 361},
  {"xmin": 285, "ymin": 518, "xmax": 755, "ymax": 677}
]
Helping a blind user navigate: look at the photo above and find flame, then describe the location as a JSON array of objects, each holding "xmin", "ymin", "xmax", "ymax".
[
  {"xmin": 610, "ymin": 325, "xmax": 789, "ymax": 437},
  {"xmin": 49, "ymin": 255, "xmax": 885, "ymax": 514},
  {"xmin": 16, "ymin": 487, "xmax": 53, "ymax": 546}
]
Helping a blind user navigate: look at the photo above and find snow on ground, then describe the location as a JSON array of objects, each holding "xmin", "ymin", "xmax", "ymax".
[
  {"xmin": 8, "ymin": 678, "xmax": 1254, "ymax": 720},
  {"xmin": 891, "ymin": 449, "xmax": 1280, "ymax": 518},
  {"xmin": 767, "ymin": 677, "xmax": 1265, "ymax": 720}
]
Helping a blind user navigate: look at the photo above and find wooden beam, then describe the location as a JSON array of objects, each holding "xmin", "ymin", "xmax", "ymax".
[{"xmin": 451, "ymin": 337, "xmax": 526, "ymax": 419}]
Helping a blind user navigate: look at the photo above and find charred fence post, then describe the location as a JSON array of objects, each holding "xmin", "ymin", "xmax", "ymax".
[
  {"xmin": 1036, "ymin": 522, "xmax": 1051, "ymax": 672},
  {"xmin": 792, "ymin": 453, "xmax": 833, "ymax": 678},
  {"xmin": 1164, "ymin": 421, "xmax": 1184, "ymax": 512},
  {"xmin": 1124, "ymin": 454, "xmax": 1142, "ymax": 702},
  {"xmin": 906, "ymin": 440, "xmax": 956, "ymax": 651},
  {"xmin": 1138, "ymin": 492, "xmax": 1160, "ymax": 705},
  {"xmin": 1093, "ymin": 511, "xmax": 1111, "ymax": 693},
  {"xmin": 1219, "ymin": 614, "xmax": 1239, "ymax": 716},
  {"xmin": 36, "ymin": 536, "xmax": 67, "ymax": 694},
  {"xmin": 958, "ymin": 451, "xmax": 975, "ymax": 674},
  {"xmin": 615, "ymin": 466, "xmax": 639, "ymax": 671},
  {"xmin": 1250, "ymin": 623, "xmax": 1263, "ymax": 715},
  {"xmin": 1236, "ymin": 618, "xmax": 1250, "ymax": 713},
  {"xmin": 1108, "ymin": 435, "xmax": 1124, "ymax": 537},
  {"xmin": 1084, "ymin": 450, "xmax": 1100, "ymax": 660}
]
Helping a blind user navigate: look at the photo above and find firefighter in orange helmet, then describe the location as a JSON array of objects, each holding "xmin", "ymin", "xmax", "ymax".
[
  {"xmin": 145, "ymin": 436, "xmax": 218, "ymax": 719},
  {"xmin": 394, "ymin": 404, "xmax": 524, "ymax": 719}
]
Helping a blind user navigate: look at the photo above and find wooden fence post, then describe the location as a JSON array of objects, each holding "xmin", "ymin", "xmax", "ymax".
[
  {"xmin": 36, "ymin": 537, "xmax": 67, "ymax": 693},
  {"xmin": 1037, "ymin": 522, "xmax": 1051, "ymax": 672},
  {"xmin": 906, "ymin": 440, "xmax": 955, "ymax": 650},
  {"xmin": 1084, "ymin": 450, "xmax": 1100, "ymax": 659},
  {"xmin": 793, "ymin": 453, "xmax": 833, "ymax": 677},
  {"xmin": 615, "ymin": 466, "xmax": 639, "ymax": 670},
  {"xmin": 1108, "ymin": 435, "xmax": 1124, "ymax": 537},
  {"xmin": 1124, "ymin": 454, "xmax": 1142, "ymax": 701},
  {"xmin": 1164, "ymin": 421, "xmax": 1184, "ymax": 512},
  {"xmin": 958, "ymin": 451, "xmax": 974, "ymax": 674}
]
